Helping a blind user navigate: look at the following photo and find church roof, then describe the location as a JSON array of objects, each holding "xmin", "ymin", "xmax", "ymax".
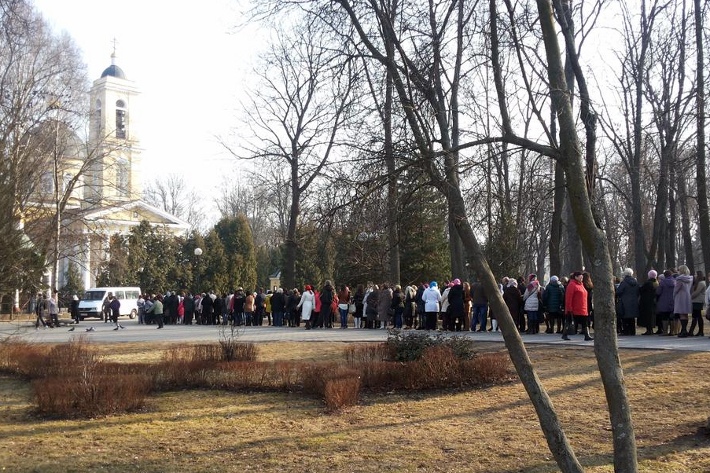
[
  {"xmin": 100, "ymin": 64, "xmax": 126, "ymax": 79},
  {"xmin": 68, "ymin": 200, "xmax": 191, "ymax": 233}
]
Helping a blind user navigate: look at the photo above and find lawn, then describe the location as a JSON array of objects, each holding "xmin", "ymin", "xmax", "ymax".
[{"xmin": 1, "ymin": 341, "xmax": 709, "ymax": 472}]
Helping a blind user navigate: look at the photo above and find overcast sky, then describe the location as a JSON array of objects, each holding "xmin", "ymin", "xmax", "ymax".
[{"xmin": 33, "ymin": 0, "xmax": 260, "ymax": 224}]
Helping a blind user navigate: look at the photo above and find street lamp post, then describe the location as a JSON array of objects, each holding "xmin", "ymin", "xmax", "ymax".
[{"xmin": 194, "ymin": 247, "xmax": 203, "ymax": 294}]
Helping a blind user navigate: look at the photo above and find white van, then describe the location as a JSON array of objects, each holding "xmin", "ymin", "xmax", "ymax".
[{"xmin": 78, "ymin": 287, "xmax": 141, "ymax": 320}]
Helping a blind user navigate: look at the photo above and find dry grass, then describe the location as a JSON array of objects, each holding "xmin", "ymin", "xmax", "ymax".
[{"xmin": 1, "ymin": 342, "xmax": 710, "ymax": 472}]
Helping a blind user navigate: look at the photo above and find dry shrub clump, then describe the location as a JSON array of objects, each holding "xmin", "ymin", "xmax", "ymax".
[
  {"xmin": 27, "ymin": 338, "xmax": 152, "ymax": 418},
  {"xmin": 324, "ymin": 376, "xmax": 361, "ymax": 411},
  {"xmin": 345, "ymin": 343, "xmax": 389, "ymax": 364},
  {"xmin": 301, "ymin": 362, "xmax": 361, "ymax": 410},
  {"xmin": 33, "ymin": 373, "xmax": 151, "ymax": 418},
  {"xmin": 460, "ymin": 352, "xmax": 512, "ymax": 384},
  {"xmin": 218, "ymin": 325, "xmax": 258, "ymax": 361},
  {"xmin": 0, "ymin": 339, "xmax": 47, "ymax": 377},
  {"xmin": 156, "ymin": 342, "xmax": 260, "ymax": 389}
]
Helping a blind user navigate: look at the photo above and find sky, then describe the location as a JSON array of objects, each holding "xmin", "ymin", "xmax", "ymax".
[{"xmin": 33, "ymin": 0, "xmax": 261, "ymax": 224}]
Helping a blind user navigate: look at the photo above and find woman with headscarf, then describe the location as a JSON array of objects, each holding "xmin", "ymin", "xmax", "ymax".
[
  {"xmin": 297, "ymin": 285, "xmax": 315, "ymax": 330},
  {"xmin": 522, "ymin": 274, "xmax": 541, "ymax": 334},
  {"xmin": 638, "ymin": 270, "xmax": 659, "ymax": 335},
  {"xmin": 674, "ymin": 265, "xmax": 693, "ymax": 338},
  {"xmin": 377, "ymin": 283, "xmax": 392, "ymax": 329},
  {"xmin": 421, "ymin": 281, "xmax": 441, "ymax": 330},
  {"xmin": 503, "ymin": 279, "xmax": 523, "ymax": 331}
]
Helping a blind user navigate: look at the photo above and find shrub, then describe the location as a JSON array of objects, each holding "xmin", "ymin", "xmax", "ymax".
[
  {"xmin": 385, "ymin": 331, "xmax": 477, "ymax": 362},
  {"xmin": 324, "ymin": 376, "xmax": 361, "ymax": 411},
  {"xmin": 345, "ymin": 343, "xmax": 389, "ymax": 364},
  {"xmin": 272, "ymin": 361, "xmax": 299, "ymax": 391},
  {"xmin": 460, "ymin": 352, "xmax": 512, "ymax": 384},
  {"xmin": 443, "ymin": 336, "xmax": 477, "ymax": 360},
  {"xmin": 0, "ymin": 340, "xmax": 46, "ymax": 377},
  {"xmin": 357, "ymin": 360, "xmax": 403, "ymax": 390},
  {"xmin": 385, "ymin": 330, "xmax": 438, "ymax": 361},
  {"xmin": 33, "ymin": 373, "xmax": 152, "ymax": 418},
  {"xmin": 218, "ymin": 325, "xmax": 258, "ymax": 362},
  {"xmin": 41, "ymin": 337, "xmax": 101, "ymax": 379},
  {"xmin": 415, "ymin": 345, "xmax": 462, "ymax": 389},
  {"xmin": 301, "ymin": 363, "xmax": 360, "ymax": 394}
]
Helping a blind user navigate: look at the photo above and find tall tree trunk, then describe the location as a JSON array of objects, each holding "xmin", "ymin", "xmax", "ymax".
[
  {"xmin": 558, "ymin": 0, "xmax": 583, "ymax": 274},
  {"xmin": 447, "ymin": 0, "xmax": 466, "ymax": 280},
  {"xmin": 549, "ymin": 161, "xmax": 565, "ymax": 276},
  {"xmin": 283, "ymin": 158, "xmax": 300, "ymax": 290},
  {"xmin": 631, "ymin": 0, "xmax": 651, "ymax": 275},
  {"xmin": 538, "ymin": 1, "xmax": 639, "ymax": 471},
  {"xmin": 678, "ymin": 170, "xmax": 694, "ymax": 271},
  {"xmin": 695, "ymin": 0, "xmax": 710, "ymax": 272},
  {"xmin": 668, "ymin": 168, "xmax": 677, "ymax": 268},
  {"xmin": 384, "ymin": 5, "xmax": 400, "ymax": 285}
]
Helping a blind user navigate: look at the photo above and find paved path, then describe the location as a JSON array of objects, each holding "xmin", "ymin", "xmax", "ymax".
[{"xmin": 2, "ymin": 320, "xmax": 710, "ymax": 352}]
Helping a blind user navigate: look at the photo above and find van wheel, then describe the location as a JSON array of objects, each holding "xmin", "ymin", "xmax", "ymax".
[{"xmin": 129, "ymin": 309, "xmax": 137, "ymax": 319}]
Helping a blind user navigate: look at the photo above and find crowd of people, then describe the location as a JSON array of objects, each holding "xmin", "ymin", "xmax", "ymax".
[
  {"xmin": 41, "ymin": 267, "xmax": 710, "ymax": 340},
  {"xmin": 615, "ymin": 265, "xmax": 708, "ymax": 338}
]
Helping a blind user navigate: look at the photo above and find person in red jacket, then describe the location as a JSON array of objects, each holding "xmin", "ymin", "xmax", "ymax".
[{"xmin": 563, "ymin": 271, "xmax": 593, "ymax": 341}]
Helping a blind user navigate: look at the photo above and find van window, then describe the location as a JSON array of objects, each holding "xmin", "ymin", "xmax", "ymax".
[
  {"xmin": 83, "ymin": 291, "xmax": 106, "ymax": 301},
  {"xmin": 125, "ymin": 290, "xmax": 140, "ymax": 300},
  {"xmin": 115, "ymin": 290, "xmax": 125, "ymax": 300}
]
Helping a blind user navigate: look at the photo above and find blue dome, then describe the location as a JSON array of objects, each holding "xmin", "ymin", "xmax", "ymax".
[{"xmin": 100, "ymin": 64, "xmax": 126, "ymax": 79}]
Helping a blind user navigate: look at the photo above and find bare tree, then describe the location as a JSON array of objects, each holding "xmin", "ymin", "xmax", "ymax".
[
  {"xmin": 143, "ymin": 173, "xmax": 204, "ymax": 229},
  {"xmin": 0, "ymin": 0, "xmax": 92, "ymax": 293},
  {"xmin": 694, "ymin": 0, "xmax": 709, "ymax": 271},
  {"xmin": 225, "ymin": 17, "xmax": 358, "ymax": 289}
]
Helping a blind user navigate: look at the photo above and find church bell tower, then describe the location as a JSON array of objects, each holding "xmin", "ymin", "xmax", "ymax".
[{"xmin": 86, "ymin": 48, "xmax": 142, "ymax": 206}]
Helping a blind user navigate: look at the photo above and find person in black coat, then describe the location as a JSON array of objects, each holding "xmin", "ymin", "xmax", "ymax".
[
  {"xmin": 70, "ymin": 295, "xmax": 80, "ymax": 325},
  {"xmin": 200, "ymin": 293, "xmax": 214, "ymax": 325},
  {"xmin": 270, "ymin": 289, "xmax": 286, "ymax": 327},
  {"xmin": 213, "ymin": 294, "xmax": 223, "ymax": 325},
  {"xmin": 447, "ymin": 279, "xmax": 465, "ymax": 331},
  {"xmin": 319, "ymin": 281, "xmax": 335, "ymax": 329},
  {"xmin": 183, "ymin": 293, "xmax": 195, "ymax": 325},
  {"xmin": 165, "ymin": 292, "xmax": 179, "ymax": 325},
  {"xmin": 638, "ymin": 270, "xmax": 658, "ymax": 335}
]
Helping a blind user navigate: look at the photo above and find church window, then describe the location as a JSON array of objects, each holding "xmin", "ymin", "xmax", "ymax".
[
  {"xmin": 116, "ymin": 158, "xmax": 129, "ymax": 196},
  {"xmin": 94, "ymin": 99, "xmax": 102, "ymax": 134},
  {"xmin": 41, "ymin": 171, "xmax": 54, "ymax": 194},
  {"xmin": 115, "ymin": 100, "xmax": 126, "ymax": 139}
]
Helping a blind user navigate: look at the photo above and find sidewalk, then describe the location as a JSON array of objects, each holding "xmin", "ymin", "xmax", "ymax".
[{"xmin": 2, "ymin": 321, "xmax": 709, "ymax": 352}]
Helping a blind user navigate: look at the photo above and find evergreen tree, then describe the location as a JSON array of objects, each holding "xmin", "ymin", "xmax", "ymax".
[{"xmin": 214, "ymin": 215, "xmax": 257, "ymax": 291}]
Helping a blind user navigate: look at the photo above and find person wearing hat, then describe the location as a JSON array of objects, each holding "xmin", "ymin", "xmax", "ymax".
[
  {"xmin": 542, "ymin": 276, "xmax": 565, "ymax": 334},
  {"xmin": 674, "ymin": 265, "xmax": 693, "ymax": 338},
  {"xmin": 639, "ymin": 270, "xmax": 659, "ymax": 335},
  {"xmin": 297, "ymin": 285, "xmax": 315, "ymax": 329},
  {"xmin": 421, "ymin": 281, "xmax": 441, "ymax": 330},
  {"xmin": 70, "ymin": 294, "xmax": 80, "ymax": 325},
  {"xmin": 616, "ymin": 268, "xmax": 640, "ymax": 336},
  {"xmin": 522, "ymin": 274, "xmax": 541, "ymax": 334},
  {"xmin": 446, "ymin": 278, "xmax": 465, "ymax": 332}
]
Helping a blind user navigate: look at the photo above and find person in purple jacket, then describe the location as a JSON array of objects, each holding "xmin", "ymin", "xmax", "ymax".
[
  {"xmin": 674, "ymin": 265, "xmax": 693, "ymax": 338},
  {"xmin": 655, "ymin": 270, "xmax": 675, "ymax": 335}
]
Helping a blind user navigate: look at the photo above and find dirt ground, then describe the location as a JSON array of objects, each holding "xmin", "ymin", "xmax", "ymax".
[{"xmin": 1, "ymin": 341, "xmax": 709, "ymax": 472}]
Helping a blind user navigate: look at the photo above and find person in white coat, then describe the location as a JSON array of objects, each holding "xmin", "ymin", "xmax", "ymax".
[
  {"xmin": 297, "ymin": 285, "xmax": 315, "ymax": 330},
  {"xmin": 421, "ymin": 281, "xmax": 441, "ymax": 330}
]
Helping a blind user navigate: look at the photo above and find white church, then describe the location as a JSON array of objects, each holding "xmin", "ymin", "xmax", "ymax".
[{"xmin": 57, "ymin": 53, "xmax": 190, "ymax": 290}]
